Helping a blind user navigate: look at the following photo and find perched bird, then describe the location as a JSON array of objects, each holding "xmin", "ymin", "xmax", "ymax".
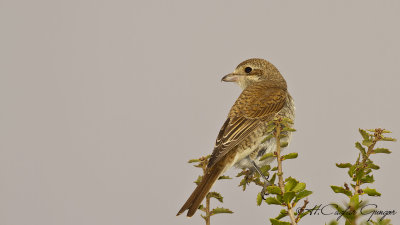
[{"xmin": 177, "ymin": 58, "xmax": 295, "ymax": 217}]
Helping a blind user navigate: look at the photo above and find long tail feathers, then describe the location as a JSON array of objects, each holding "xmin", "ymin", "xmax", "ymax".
[{"xmin": 177, "ymin": 165, "xmax": 224, "ymax": 217}]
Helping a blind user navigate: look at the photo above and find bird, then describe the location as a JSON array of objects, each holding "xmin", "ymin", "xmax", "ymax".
[{"xmin": 177, "ymin": 58, "xmax": 295, "ymax": 217}]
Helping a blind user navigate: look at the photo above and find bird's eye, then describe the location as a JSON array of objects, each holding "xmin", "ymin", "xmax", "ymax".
[{"xmin": 244, "ymin": 67, "xmax": 252, "ymax": 74}]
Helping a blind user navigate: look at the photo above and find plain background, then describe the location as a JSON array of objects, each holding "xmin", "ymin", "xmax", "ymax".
[{"xmin": 0, "ymin": 0, "xmax": 399, "ymax": 224}]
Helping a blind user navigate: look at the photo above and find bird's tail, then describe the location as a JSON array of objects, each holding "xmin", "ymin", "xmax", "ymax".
[{"xmin": 177, "ymin": 164, "xmax": 224, "ymax": 217}]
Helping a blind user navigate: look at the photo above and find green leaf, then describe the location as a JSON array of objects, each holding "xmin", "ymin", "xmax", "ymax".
[
  {"xmin": 260, "ymin": 165, "xmax": 271, "ymax": 176},
  {"xmin": 266, "ymin": 185, "xmax": 282, "ymax": 195},
  {"xmin": 355, "ymin": 142, "xmax": 366, "ymax": 156},
  {"xmin": 282, "ymin": 127, "xmax": 296, "ymax": 132},
  {"xmin": 381, "ymin": 129, "xmax": 392, "ymax": 133},
  {"xmin": 330, "ymin": 185, "xmax": 352, "ymax": 196},
  {"xmin": 194, "ymin": 175, "xmax": 203, "ymax": 185},
  {"xmin": 239, "ymin": 178, "xmax": 248, "ymax": 191},
  {"xmin": 362, "ymin": 140, "xmax": 373, "ymax": 147},
  {"xmin": 349, "ymin": 194, "xmax": 359, "ymax": 208},
  {"xmin": 271, "ymin": 166, "xmax": 278, "ymax": 171},
  {"xmin": 276, "ymin": 194, "xmax": 284, "ymax": 204},
  {"xmin": 208, "ymin": 192, "xmax": 223, "ymax": 203},
  {"xmin": 236, "ymin": 169, "xmax": 247, "ymax": 177},
  {"xmin": 280, "ymin": 142, "xmax": 289, "ymax": 148},
  {"xmin": 294, "ymin": 190, "xmax": 312, "ymax": 202},
  {"xmin": 211, "ymin": 207, "xmax": 233, "ymax": 215},
  {"xmin": 265, "ymin": 196, "xmax": 283, "ymax": 205},
  {"xmin": 198, "ymin": 204, "xmax": 204, "ymax": 210},
  {"xmin": 283, "ymin": 191, "xmax": 296, "ymax": 204},
  {"xmin": 257, "ymin": 192, "xmax": 262, "ymax": 206},
  {"xmin": 282, "ymin": 117, "xmax": 294, "ymax": 124},
  {"xmin": 381, "ymin": 137, "xmax": 397, "ymax": 142},
  {"xmin": 270, "ymin": 218, "xmax": 291, "ymax": 225},
  {"xmin": 368, "ymin": 163, "xmax": 380, "ymax": 170},
  {"xmin": 270, "ymin": 173, "xmax": 277, "ymax": 184},
  {"xmin": 218, "ymin": 175, "xmax": 232, "ymax": 180},
  {"xmin": 363, "ymin": 187, "xmax": 381, "ymax": 196},
  {"xmin": 354, "ymin": 167, "xmax": 365, "ymax": 181},
  {"xmin": 188, "ymin": 159, "xmax": 200, "ymax": 163},
  {"xmin": 348, "ymin": 165, "xmax": 356, "ymax": 178},
  {"xmin": 370, "ymin": 219, "xmax": 392, "ymax": 225},
  {"xmin": 327, "ymin": 220, "xmax": 339, "ymax": 225},
  {"xmin": 275, "ymin": 209, "xmax": 288, "ymax": 220},
  {"xmin": 261, "ymin": 134, "xmax": 274, "ymax": 144},
  {"xmin": 359, "ymin": 129, "xmax": 370, "ymax": 140},
  {"xmin": 373, "ymin": 148, "xmax": 392, "ymax": 154},
  {"xmin": 284, "ymin": 177, "xmax": 298, "ymax": 192},
  {"xmin": 260, "ymin": 152, "xmax": 274, "ymax": 161},
  {"xmin": 361, "ymin": 175, "xmax": 374, "ymax": 183},
  {"xmin": 292, "ymin": 182, "xmax": 306, "ymax": 193},
  {"xmin": 282, "ymin": 152, "xmax": 298, "ymax": 160},
  {"xmin": 336, "ymin": 163, "xmax": 352, "ymax": 168},
  {"xmin": 266, "ymin": 123, "xmax": 276, "ymax": 133}
]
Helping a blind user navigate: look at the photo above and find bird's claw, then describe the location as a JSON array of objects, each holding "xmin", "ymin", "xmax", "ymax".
[{"xmin": 261, "ymin": 180, "xmax": 273, "ymax": 200}]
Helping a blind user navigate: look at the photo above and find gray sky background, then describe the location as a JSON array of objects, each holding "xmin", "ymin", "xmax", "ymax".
[{"xmin": 1, "ymin": 0, "xmax": 399, "ymax": 225}]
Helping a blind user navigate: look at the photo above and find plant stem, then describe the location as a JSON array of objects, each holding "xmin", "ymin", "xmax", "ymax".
[
  {"xmin": 354, "ymin": 129, "xmax": 382, "ymax": 195},
  {"xmin": 295, "ymin": 199, "xmax": 309, "ymax": 223},
  {"xmin": 205, "ymin": 195, "xmax": 210, "ymax": 225},
  {"xmin": 200, "ymin": 158, "xmax": 211, "ymax": 225},
  {"xmin": 200, "ymin": 157, "xmax": 211, "ymax": 225},
  {"xmin": 275, "ymin": 122, "xmax": 285, "ymax": 193},
  {"xmin": 274, "ymin": 119, "xmax": 297, "ymax": 225}
]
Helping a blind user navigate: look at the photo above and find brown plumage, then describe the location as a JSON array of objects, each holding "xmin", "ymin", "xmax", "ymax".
[{"xmin": 177, "ymin": 58, "xmax": 295, "ymax": 217}]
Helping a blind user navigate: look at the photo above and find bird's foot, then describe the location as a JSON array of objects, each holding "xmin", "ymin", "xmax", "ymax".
[{"xmin": 261, "ymin": 180, "xmax": 273, "ymax": 200}]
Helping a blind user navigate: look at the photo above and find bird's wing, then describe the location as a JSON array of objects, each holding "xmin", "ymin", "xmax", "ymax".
[{"xmin": 207, "ymin": 82, "xmax": 287, "ymax": 168}]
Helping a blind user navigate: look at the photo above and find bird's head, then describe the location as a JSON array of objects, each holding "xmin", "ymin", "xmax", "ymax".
[{"xmin": 221, "ymin": 58, "xmax": 287, "ymax": 90}]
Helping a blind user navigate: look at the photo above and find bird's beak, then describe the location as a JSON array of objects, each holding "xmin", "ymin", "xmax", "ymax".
[{"xmin": 221, "ymin": 73, "xmax": 242, "ymax": 82}]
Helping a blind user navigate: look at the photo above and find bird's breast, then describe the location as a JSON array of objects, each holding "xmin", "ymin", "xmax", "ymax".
[{"xmin": 233, "ymin": 94, "xmax": 295, "ymax": 169}]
